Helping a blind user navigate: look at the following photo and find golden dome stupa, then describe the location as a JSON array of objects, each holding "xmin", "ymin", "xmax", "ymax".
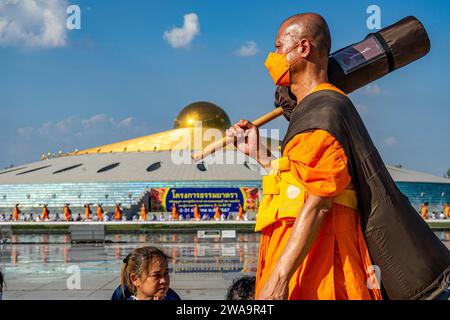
[
  {"xmin": 173, "ymin": 101, "xmax": 231, "ymax": 131},
  {"xmin": 66, "ymin": 101, "xmax": 279, "ymax": 156}
]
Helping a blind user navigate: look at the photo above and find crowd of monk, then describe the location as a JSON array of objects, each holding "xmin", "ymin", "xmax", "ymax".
[
  {"xmin": 1, "ymin": 201, "xmax": 447, "ymax": 223},
  {"xmin": 421, "ymin": 202, "xmax": 450, "ymax": 220},
  {"xmin": 1, "ymin": 202, "xmax": 249, "ymax": 222}
]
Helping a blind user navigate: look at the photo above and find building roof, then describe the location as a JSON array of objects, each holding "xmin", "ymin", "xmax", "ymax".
[
  {"xmin": 0, "ymin": 151, "xmax": 264, "ymax": 185},
  {"xmin": 386, "ymin": 165, "xmax": 450, "ymax": 184},
  {"xmin": 0, "ymin": 153, "xmax": 448, "ymax": 185}
]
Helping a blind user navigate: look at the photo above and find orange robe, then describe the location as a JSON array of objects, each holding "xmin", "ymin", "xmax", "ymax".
[
  {"xmin": 42, "ymin": 207, "xmax": 49, "ymax": 221},
  {"xmin": 444, "ymin": 204, "xmax": 449, "ymax": 219},
  {"xmin": 13, "ymin": 207, "xmax": 19, "ymax": 222},
  {"xmin": 114, "ymin": 207, "xmax": 122, "ymax": 221},
  {"xmin": 255, "ymin": 130, "xmax": 382, "ymax": 300},
  {"xmin": 214, "ymin": 206, "xmax": 221, "ymax": 220},
  {"xmin": 64, "ymin": 207, "xmax": 71, "ymax": 221},
  {"xmin": 140, "ymin": 204, "xmax": 147, "ymax": 221},
  {"xmin": 193, "ymin": 206, "xmax": 201, "ymax": 220},
  {"xmin": 172, "ymin": 205, "xmax": 179, "ymax": 221},
  {"xmin": 97, "ymin": 206, "xmax": 103, "ymax": 221},
  {"xmin": 421, "ymin": 204, "xmax": 428, "ymax": 220},
  {"xmin": 238, "ymin": 206, "xmax": 245, "ymax": 220},
  {"xmin": 85, "ymin": 205, "xmax": 91, "ymax": 221}
]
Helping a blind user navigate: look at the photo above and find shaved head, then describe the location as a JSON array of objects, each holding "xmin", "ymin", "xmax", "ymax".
[
  {"xmin": 278, "ymin": 13, "xmax": 331, "ymax": 57},
  {"xmin": 270, "ymin": 13, "xmax": 331, "ymax": 99}
]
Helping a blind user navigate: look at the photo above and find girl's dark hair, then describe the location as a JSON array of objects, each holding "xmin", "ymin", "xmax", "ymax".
[
  {"xmin": 120, "ymin": 246, "xmax": 169, "ymax": 296},
  {"xmin": 226, "ymin": 276, "xmax": 256, "ymax": 300}
]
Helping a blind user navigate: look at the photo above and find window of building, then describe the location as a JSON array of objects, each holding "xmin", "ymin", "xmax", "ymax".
[
  {"xmin": 147, "ymin": 161, "xmax": 162, "ymax": 172},
  {"xmin": 0, "ymin": 166, "xmax": 27, "ymax": 175},
  {"xmin": 16, "ymin": 165, "xmax": 52, "ymax": 176},
  {"xmin": 53, "ymin": 164, "xmax": 83, "ymax": 174},
  {"xmin": 197, "ymin": 162, "xmax": 207, "ymax": 172},
  {"xmin": 97, "ymin": 163, "xmax": 120, "ymax": 173}
]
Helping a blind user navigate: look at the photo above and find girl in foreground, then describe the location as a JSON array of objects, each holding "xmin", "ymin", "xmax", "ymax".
[{"xmin": 120, "ymin": 246, "xmax": 175, "ymax": 300}]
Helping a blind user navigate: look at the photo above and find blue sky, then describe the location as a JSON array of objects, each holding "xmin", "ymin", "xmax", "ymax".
[{"xmin": 0, "ymin": 0, "xmax": 449, "ymax": 176}]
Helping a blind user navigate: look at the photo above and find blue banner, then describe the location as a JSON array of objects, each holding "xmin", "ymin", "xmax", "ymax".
[{"xmin": 164, "ymin": 187, "xmax": 245, "ymax": 217}]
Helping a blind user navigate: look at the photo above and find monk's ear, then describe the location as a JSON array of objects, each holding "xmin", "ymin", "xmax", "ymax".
[{"xmin": 299, "ymin": 38, "xmax": 311, "ymax": 58}]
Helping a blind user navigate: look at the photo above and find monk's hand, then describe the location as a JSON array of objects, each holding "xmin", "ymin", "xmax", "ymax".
[
  {"xmin": 256, "ymin": 268, "xmax": 289, "ymax": 300},
  {"xmin": 226, "ymin": 120, "xmax": 259, "ymax": 157},
  {"xmin": 225, "ymin": 120, "xmax": 273, "ymax": 170}
]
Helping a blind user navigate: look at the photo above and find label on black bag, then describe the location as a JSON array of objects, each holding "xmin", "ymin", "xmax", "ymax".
[{"xmin": 332, "ymin": 36, "xmax": 385, "ymax": 75}]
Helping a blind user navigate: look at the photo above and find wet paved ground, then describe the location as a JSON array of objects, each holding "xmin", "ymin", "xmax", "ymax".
[
  {"xmin": 0, "ymin": 233, "xmax": 259, "ymax": 300},
  {"xmin": 1, "ymin": 231, "xmax": 449, "ymax": 300}
]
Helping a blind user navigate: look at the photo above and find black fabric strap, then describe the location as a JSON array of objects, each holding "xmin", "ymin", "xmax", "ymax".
[{"xmin": 369, "ymin": 32, "xmax": 395, "ymax": 73}]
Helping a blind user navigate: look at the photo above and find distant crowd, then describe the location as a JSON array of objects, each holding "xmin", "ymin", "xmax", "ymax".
[
  {"xmin": 0, "ymin": 202, "xmax": 251, "ymax": 222},
  {"xmin": 420, "ymin": 202, "xmax": 450, "ymax": 220},
  {"xmin": 3, "ymin": 202, "xmax": 448, "ymax": 223}
]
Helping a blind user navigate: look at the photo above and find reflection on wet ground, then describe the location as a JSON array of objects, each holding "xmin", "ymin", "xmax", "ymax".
[
  {"xmin": 0, "ymin": 232, "xmax": 449, "ymax": 300},
  {"xmin": 1, "ymin": 233, "xmax": 260, "ymax": 273},
  {"xmin": 0, "ymin": 233, "xmax": 260, "ymax": 300}
]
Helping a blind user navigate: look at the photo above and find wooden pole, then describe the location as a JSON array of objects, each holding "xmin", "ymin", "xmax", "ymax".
[{"xmin": 191, "ymin": 107, "xmax": 284, "ymax": 162}]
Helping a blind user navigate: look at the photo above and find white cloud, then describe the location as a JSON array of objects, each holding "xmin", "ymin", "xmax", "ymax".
[
  {"xmin": 163, "ymin": 13, "xmax": 199, "ymax": 49},
  {"xmin": 384, "ymin": 136, "xmax": 398, "ymax": 146},
  {"xmin": 81, "ymin": 114, "xmax": 113, "ymax": 127},
  {"xmin": 37, "ymin": 121, "xmax": 53, "ymax": 136},
  {"xmin": 234, "ymin": 41, "xmax": 259, "ymax": 57},
  {"xmin": 0, "ymin": 0, "xmax": 68, "ymax": 48},
  {"xmin": 118, "ymin": 117, "xmax": 133, "ymax": 128},
  {"xmin": 12, "ymin": 114, "xmax": 151, "ymax": 160},
  {"xmin": 359, "ymin": 84, "xmax": 387, "ymax": 96}
]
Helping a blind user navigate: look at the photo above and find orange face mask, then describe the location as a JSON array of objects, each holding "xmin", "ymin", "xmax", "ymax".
[
  {"xmin": 265, "ymin": 44, "xmax": 302, "ymax": 87},
  {"xmin": 264, "ymin": 52, "xmax": 292, "ymax": 86}
]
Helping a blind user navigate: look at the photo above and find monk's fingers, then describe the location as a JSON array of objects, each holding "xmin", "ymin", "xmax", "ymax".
[
  {"xmin": 233, "ymin": 123, "xmax": 246, "ymax": 133},
  {"xmin": 229, "ymin": 125, "xmax": 246, "ymax": 140},
  {"xmin": 226, "ymin": 128, "xmax": 239, "ymax": 147},
  {"xmin": 225, "ymin": 128, "xmax": 234, "ymax": 137},
  {"xmin": 246, "ymin": 127, "xmax": 259, "ymax": 139},
  {"xmin": 226, "ymin": 129, "xmax": 241, "ymax": 143},
  {"xmin": 238, "ymin": 119, "xmax": 256, "ymax": 129},
  {"xmin": 233, "ymin": 120, "xmax": 252, "ymax": 131},
  {"xmin": 226, "ymin": 127, "xmax": 238, "ymax": 138}
]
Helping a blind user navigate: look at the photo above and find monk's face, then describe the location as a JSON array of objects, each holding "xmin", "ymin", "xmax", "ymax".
[{"xmin": 275, "ymin": 23, "xmax": 305, "ymax": 65}]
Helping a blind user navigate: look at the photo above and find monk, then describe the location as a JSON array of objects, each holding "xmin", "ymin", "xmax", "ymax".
[
  {"xmin": 84, "ymin": 204, "xmax": 92, "ymax": 221},
  {"xmin": 445, "ymin": 203, "xmax": 450, "ymax": 219},
  {"xmin": 140, "ymin": 203, "xmax": 147, "ymax": 221},
  {"xmin": 421, "ymin": 202, "xmax": 428, "ymax": 220},
  {"xmin": 193, "ymin": 204, "xmax": 201, "ymax": 220},
  {"xmin": 64, "ymin": 204, "xmax": 72, "ymax": 222},
  {"xmin": 237, "ymin": 204, "xmax": 245, "ymax": 221},
  {"xmin": 226, "ymin": 13, "xmax": 382, "ymax": 300},
  {"xmin": 97, "ymin": 204, "xmax": 104, "ymax": 221},
  {"xmin": 13, "ymin": 204, "xmax": 20, "ymax": 222},
  {"xmin": 214, "ymin": 204, "xmax": 221, "ymax": 221},
  {"xmin": 171, "ymin": 204, "xmax": 179, "ymax": 221},
  {"xmin": 114, "ymin": 203, "xmax": 122, "ymax": 221},
  {"xmin": 42, "ymin": 204, "xmax": 49, "ymax": 221}
]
